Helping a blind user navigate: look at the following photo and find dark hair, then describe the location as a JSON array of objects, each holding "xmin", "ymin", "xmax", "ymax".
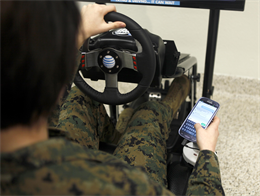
[{"xmin": 1, "ymin": 1, "xmax": 81, "ymax": 129}]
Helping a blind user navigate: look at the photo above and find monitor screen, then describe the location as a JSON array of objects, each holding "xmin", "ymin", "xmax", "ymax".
[{"xmin": 81, "ymin": 0, "xmax": 245, "ymax": 11}]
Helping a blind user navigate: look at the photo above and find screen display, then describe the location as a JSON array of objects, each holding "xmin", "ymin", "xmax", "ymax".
[
  {"xmin": 188, "ymin": 101, "xmax": 217, "ymax": 128},
  {"xmin": 88, "ymin": 0, "xmax": 245, "ymax": 11},
  {"xmin": 111, "ymin": 0, "xmax": 236, "ymax": 6},
  {"xmin": 110, "ymin": 0, "xmax": 181, "ymax": 6}
]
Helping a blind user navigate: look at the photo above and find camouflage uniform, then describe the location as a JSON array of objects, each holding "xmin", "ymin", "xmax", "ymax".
[{"xmin": 1, "ymin": 77, "xmax": 224, "ymax": 195}]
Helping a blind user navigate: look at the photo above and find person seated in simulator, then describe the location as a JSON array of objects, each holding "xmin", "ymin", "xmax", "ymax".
[{"xmin": 1, "ymin": 1, "xmax": 224, "ymax": 195}]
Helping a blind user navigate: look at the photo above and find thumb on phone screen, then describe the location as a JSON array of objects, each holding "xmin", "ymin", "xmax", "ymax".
[{"xmin": 195, "ymin": 116, "xmax": 220, "ymax": 152}]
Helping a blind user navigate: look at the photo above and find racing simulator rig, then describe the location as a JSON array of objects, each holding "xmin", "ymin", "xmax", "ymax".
[{"xmin": 75, "ymin": 0, "xmax": 246, "ymax": 194}]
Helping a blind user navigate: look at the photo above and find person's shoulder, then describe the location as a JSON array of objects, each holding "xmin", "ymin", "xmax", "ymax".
[
  {"xmin": 2, "ymin": 138, "xmax": 175, "ymax": 195},
  {"xmin": 36, "ymin": 137, "xmax": 118, "ymax": 163},
  {"xmin": 31, "ymin": 157, "xmax": 173, "ymax": 195}
]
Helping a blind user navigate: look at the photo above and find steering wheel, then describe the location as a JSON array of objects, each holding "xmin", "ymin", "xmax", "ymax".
[{"xmin": 74, "ymin": 12, "xmax": 156, "ymax": 105}]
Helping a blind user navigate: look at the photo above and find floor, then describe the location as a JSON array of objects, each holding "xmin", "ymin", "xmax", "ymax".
[{"xmin": 196, "ymin": 75, "xmax": 260, "ymax": 195}]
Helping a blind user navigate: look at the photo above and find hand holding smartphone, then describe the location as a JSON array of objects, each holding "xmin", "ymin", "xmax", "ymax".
[
  {"xmin": 195, "ymin": 116, "xmax": 220, "ymax": 152},
  {"xmin": 178, "ymin": 97, "xmax": 220, "ymax": 142}
]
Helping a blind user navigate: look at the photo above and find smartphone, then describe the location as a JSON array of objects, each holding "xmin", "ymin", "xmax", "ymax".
[{"xmin": 178, "ymin": 97, "xmax": 220, "ymax": 142}]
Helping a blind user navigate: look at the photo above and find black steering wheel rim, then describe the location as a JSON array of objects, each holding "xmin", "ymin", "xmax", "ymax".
[{"xmin": 74, "ymin": 12, "xmax": 156, "ymax": 105}]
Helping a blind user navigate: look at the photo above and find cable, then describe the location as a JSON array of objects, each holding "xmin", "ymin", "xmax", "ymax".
[{"xmin": 184, "ymin": 145, "xmax": 199, "ymax": 151}]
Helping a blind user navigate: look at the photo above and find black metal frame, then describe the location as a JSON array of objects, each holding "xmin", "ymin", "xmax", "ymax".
[{"xmin": 202, "ymin": 9, "xmax": 220, "ymax": 98}]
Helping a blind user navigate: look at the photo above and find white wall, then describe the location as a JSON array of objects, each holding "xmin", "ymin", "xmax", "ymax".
[{"xmin": 78, "ymin": 0, "xmax": 259, "ymax": 80}]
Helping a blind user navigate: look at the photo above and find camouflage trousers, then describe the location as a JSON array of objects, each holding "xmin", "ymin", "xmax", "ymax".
[{"xmin": 49, "ymin": 84, "xmax": 183, "ymax": 187}]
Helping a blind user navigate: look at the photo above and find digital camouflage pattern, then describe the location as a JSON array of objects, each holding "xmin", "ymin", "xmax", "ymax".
[
  {"xmin": 55, "ymin": 86, "xmax": 121, "ymax": 149},
  {"xmin": 186, "ymin": 150, "xmax": 225, "ymax": 195},
  {"xmin": 113, "ymin": 75, "xmax": 191, "ymax": 187},
  {"xmin": 1, "ymin": 76, "xmax": 224, "ymax": 195},
  {"xmin": 48, "ymin": 84, "xmax": 72, "ymax": 127},
  {"xmin": 0, "ymin": 141, "xmax": 223, "ymax": 195},
  {"xmin": 0, "ymin": 138, "xmax": 174, "ymax": 195}
]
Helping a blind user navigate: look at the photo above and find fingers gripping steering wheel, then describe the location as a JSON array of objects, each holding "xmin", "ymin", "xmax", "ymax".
[{"xmin": 74, "ymin": 12, "xmax": 156, "ymax": 105}]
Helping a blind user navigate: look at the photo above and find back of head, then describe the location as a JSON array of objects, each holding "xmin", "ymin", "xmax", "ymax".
[{"xmin": 1, "ymin": 1, "xmax": 81, "ymax": 129}]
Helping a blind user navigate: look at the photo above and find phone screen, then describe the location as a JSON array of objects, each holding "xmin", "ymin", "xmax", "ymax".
[
  {"xmin": 179, "ymin": 98, "xmax": 219, "ymax": 142},
  {"xmin": 189, "ymin": 101, "xmax": 217, "ymax": 128}
]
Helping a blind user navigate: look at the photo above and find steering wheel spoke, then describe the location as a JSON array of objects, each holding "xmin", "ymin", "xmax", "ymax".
[
  {"xmin": 116, "ymin": 51, "xmax": 138, "ymax": 71},
  {"xmin": 105, "ymin": 73, "xmax": 118, "ymax": 88},
  {"xmin": 83, "ymin": 50, "xmax": 101, "ymax": 69}
]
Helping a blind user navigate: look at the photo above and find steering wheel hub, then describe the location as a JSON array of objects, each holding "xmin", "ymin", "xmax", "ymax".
[
  {"xmin": 103, "ymin": 55, "xmax": 115, "ymax": 68},
  {"xmin": 98, "ymin": 49, "xmax": 122, "ymax": 74}
]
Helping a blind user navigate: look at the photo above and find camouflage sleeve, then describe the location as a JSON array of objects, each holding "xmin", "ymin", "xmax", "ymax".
[
  {"xmin": 186, "ymin": 150, "xmax": 225, "ymax": 195},
  {"xmin": 48, "ymin": 51, "xmax": 81, "ymax": 127}
]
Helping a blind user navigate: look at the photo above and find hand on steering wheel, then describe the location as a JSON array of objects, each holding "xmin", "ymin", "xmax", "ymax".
[
  {"xmin": 74, "ymin": 11, "xmax": 156, "ymax": 105},
  {"xmin": 78, "ymin": 4, "xmax": 126, "ymax": 48}
]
